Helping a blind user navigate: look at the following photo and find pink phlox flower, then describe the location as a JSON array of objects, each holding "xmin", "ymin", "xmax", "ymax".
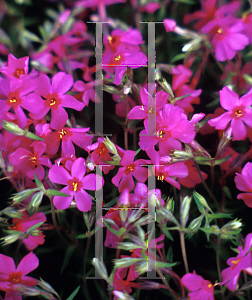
[
  {"xmin": 113, "ymin": 259, "xmax": 140, "ymax": 298},
  {"xmin": 0, "ymin": 252, "xmax": 39, "ymax": 292},
  {"xmin": 11, "ymin": 211, "xmax": 46, "ymax": 250},
  {"xmin": 103, "ymin": 29, "xmax": 147, "ymax": 85},
  {"xmin": 73, "ymin": 79, "xmax": 100, "ymax": 107},
  {"xmin": 220, "ymin": 233, "xmax": 252, "ymax": 291},
  {"xmin": 0, "ymin": 77, "xmax": 43, "ymax": 128},
  {"xmin": 104, "ymin": 28, "xmax": 144, "ymax": 52},
  {"xmin": 8, "ymin": 141, "xmax": 52, "ymax": 180},
  {"xmin": 139, "ymin": 104, "xmax": 196, "ymax": 155},
  {"xmin": 0, "ymin": 54, "xmax": 29, "ymax": 79},
  {"xmin": 2, "ymin": 291, "xmax": 22, "ymax": 300},
  {"xmin": 171, "ymin": 65, "xmax": 193, "ymax": 90},
  {"xmin": 113, "ymin": 94, "xmax": 136, "ymax": 119},
  {"xmin": 101, "ymin": 204, "xmax": 122, "ymax": 248},
  {"xmin": 183, "ymin": 0, "xmax": 218, "ymax": 30},
  {"xmin": 85, "ymin": 137, "xmax": 114, "ymax": 174},
  {"xmin": 201, "ymin": 17, "xmax": 249, "ymax": 61},
  {"xmin": 178, "ymin": 160, "xmax": 208, "ymax": 188},
  {"xmin": 146, "ymin": 147, "xmax": 188, "ymax": 190},
  {"xmin": 235, "ymin": 162, "xmax": 252, "ymax": 207},
  {"xmin": 170, "ymin": 65, "xmax": 202, "ymax": 114},
  {"xmin": 127, "ymin": 88, "xmax": 167, "ymax": 120},
  {"xmin": 75, "ymin": 0, "xmax": 126, "ymax": 8},
  {"xmin": 181, "ymin": 270, "xmax": 215, "ymax": 300},
  {"xmin": 139, "ymin": 2, "xmax": 160, "ymax": 14},
  {"xmin": 103, "ymin": 45, "xmax": 147, "ymax": 85},
  {"xmin": 112, "ymin": 150, "xmax": 149, "ymax": 192},
  {"xmin": 31, "ymin": 72, "xmax": 85, "ymax": 129},
  {"xmin": 173, "ymin": 83, "xmax": 202, "ymax": 115},
  {"xmin": 214, "ymin": 0, "xmax": 241, "ymax": 20},
  {"xmin": 208, "ymin": 86, "xmax": 252, "ymax": 140},
  {"xmin": 31, "ymin": 50, "xmax": 55, "ymax": 71},
  {"xmin": 242, "ymin": 13, "xmax": 252, "ymax": 44},
  {"xmin": 55, "ymin": 154, "xmax": 77, "ymax": 171},
  {"xmin": 130, "ymin": 182, "xmax": 165, "ymax": 207},
  {"xmin": 48, "ymin": 20, "xmax": 88, "ymax": 57},
  {"xmin": 163, "ymin": 18, "xmax": 177, "ymax": 32},
  {"xmin": 35, "ymin": 123, "xmax": 52, "ymax": 138},
  {"xmin": 48, "ymin": 157, "xmax": 104, "ymax": 212}
]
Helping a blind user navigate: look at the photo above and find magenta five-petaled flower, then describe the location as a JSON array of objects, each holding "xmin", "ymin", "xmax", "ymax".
[
  {"xmin": 220, "ymin": 233, "xmax": 252, "ymax": 291},
  {"xmin": 208, "ymin": 86, "xmax": 252, "ymax": 140},
  {"xmin": 31, "ymin": 72, "xmax": 85, "ymax": 130},
  {"xmin": 112, "ymin": 150, "xmax": 149, "ymax": 192},
  {"xmin": 0, "ymin": 252, "xmax": 39, "ymax": 293},
  {"xmin": 49, "ymin": 157, "xmax": 104, "ymax": 212},
  {"xmin": 235, "ymin": 162, "xmax": 252, "ymax": 207},
  {"xmin": 181, "ymin": 271, "xmax": 215, "ymax": 300}
]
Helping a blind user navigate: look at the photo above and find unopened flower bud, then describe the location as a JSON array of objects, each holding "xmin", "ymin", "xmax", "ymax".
[
  {"xmin": 17, "ymin": 285, "xmax": 41, "ymax": 296},
  {"xmin": 189, "ymin": 140, "xmax": 211, "ymax": 159},
  {"xmin": 103, "ymin": 137, "xmax": 119, "ymax": 156},
  {"xmin": 119, "ymin": 207, "xmax": 128, "ymax": 223},
  {"xmin": 92, "ymin": 258, "xmax": 110, "ymax": 282},
  {"xmin": 180, "ymin": 195, "xmax": 192, "ymax": 228},
  {"xmin": 163, "ymin": 19, "xmax": 177, "ymax": 32},
  {"xmin": 182, "ymin": 36, "xmax": 202, "ymax": 52},
  {"xmin": 220, "ymin": 219, "xmax": 242, "ymax": 238},
  {"xmin": 187, "ymin": 214, "xmax": 204, "ymax": 237},
  {"xmin": 216, "ymin": 127, "xmax": 233, "ymax": 156},
  {"xmin": 171, "ymin": 150, "xmax": 194, "ymax": 162},
  {"xmin": 11, "ymin": 188, "xmax": 40, "ymax": 204},
  {"xmin": 123, "ymin": 81, "xmax": 132, "ymax": 95},
  {"xmin": 28, "ymin": 191, "xmax": 44, "ymax": 213},
  {"xmin": 193, "ymin": 191, "xmax": 213, "ymax": 214},
  {"xmin": 1, "ymin": 232, "xmax": 22, "ymax": 245},
  {"xmin": 165, "ymin": 197, "xmax": 174, "ymax": 212},
  {"xmin": 1, "ymin": 207, "xmax": 22, "ymax": 218},
  {"xmin": 38, "ymin": 278, "xmax": 59, "ymax": 297},
  {"xmin": 1, "ymin": 120, "xmax": 25, "ymax": 136}
]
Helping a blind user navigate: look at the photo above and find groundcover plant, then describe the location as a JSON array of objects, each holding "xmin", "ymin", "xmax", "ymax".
[{"xmin": 1, "ymin": 0, "xmax": 252, "ymax": 299}]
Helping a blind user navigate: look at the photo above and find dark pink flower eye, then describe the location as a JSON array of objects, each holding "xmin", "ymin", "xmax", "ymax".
[
  {"xmin": 8, "ymin": 271, "xmax": 22, "ymax": 284},
  {"xmin": 67, "ymin": 177, "xmax": 83, "ymax": 192},
  {"xmin": 13, "ymin": 68, "xmax": 25, "ymax": 78},
  {"xmin": 124, "ymin": 164, "xmax": 135, "ymax": 175}
]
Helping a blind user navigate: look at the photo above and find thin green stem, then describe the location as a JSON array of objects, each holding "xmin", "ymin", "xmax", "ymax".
[
  {"xmin": 49, "ymin": 196, "xmax": 72, "ymax": 246},
  {"xmin": 179, "ymin": 230, "xmax": 189, "ymax": 274},
  {"xmin": 216, "ymin": 234, "xmax": 224, "ymax": 297},
  {"xmin": 83, "ymin": 237, "xmax": 92, "ymax": 300},
  {"xmin": 156, "ymin": 268, "xmax": 180, "ymax": 300}
]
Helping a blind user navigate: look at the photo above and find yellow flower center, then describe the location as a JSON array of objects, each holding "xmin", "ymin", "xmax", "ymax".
[
  {"xmin": 235, "ymin": 109, "xmax": 242, "ymax": 117},
  {"xmin": 156, "ymin": 130, "xmax": 165, "ymax": 139},
  {"xmin": 59, "ymin": 129, "xmax": 67, "ymax": 139},
  {"xmin": 231, "ymin": 258, "xmax": 240, "ymax": 265},
  {"xmin": 157, "ymin": 174, "xmax": 164, "ymax": 182},
  {"xmin": 114, "ymin": 55, "xmax": 121, "ymax": 62},
  {"xmin": 50, "ymin": 98, "xmax": 57, "ymax": 106},
  {"xmin": 125, "ymin": 164, "xmax": 135, "ymax": 174},
  {"xmin": 29, "ymin": 156, "xmax": 37, "ymax": 163},
  {"xmin": 10, "ymin": 98, "xmax": 17, "ymax": 103}
]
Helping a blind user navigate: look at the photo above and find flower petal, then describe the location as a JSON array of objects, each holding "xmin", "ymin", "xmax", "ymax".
[
  {"xmin": 49, "ymin": 165, "xmax": 71, "ymax": 185},
  {"xmin": 17, "ymin": 252, "xmax": 39, "ymax": 275}
]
